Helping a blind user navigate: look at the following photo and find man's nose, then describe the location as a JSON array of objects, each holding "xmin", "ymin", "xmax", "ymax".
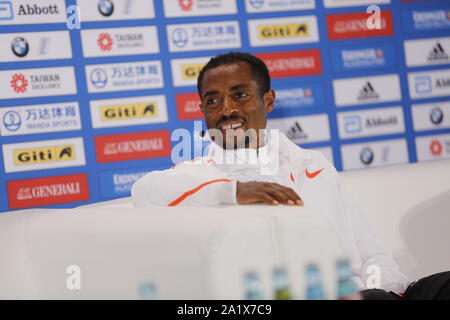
[{"xmin": 221, "ymin": 96, "xmax": 237, "ymax": 116}]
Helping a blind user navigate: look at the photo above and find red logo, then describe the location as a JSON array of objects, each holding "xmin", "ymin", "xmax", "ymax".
[
  {"xmin": 97, "ymin": 33, "xmax": 114, "ymax": 52},
  {"xmin": 176, "ymin": 93, "xmax": 203, "ymax": 120},
  {"xmin": 305, "ymin": 168, "xmax": 324, "ymax": 179},
  {"xmin": 179, "ymin": 0, "xmax": 193, "ymax": 11},
  {"xmin": 256, "ymin": 49, "xmax": 322, "ymax": 78},
  {"xmin": 430, "ymin": 140, "xmax": 443, "ymax": 156},
  {"xmin": 7, "ymin": 174, "xmax": 89, "ymax": 210},
  {"xmin": 327, "ymin": 11, "xmax": 393, "ymax": 40},
  {"xmin": 10, "ymin": 74, "xmax": 28, "ymax": 93},
  {"xmin": 95, "ymin": 130, "xmax": 171, "ymax": 163}
]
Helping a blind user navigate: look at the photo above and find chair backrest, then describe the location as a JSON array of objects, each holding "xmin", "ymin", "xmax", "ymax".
[{"xmin": 339, "ymin": 159, "xmax": 450, "ymax": 280}]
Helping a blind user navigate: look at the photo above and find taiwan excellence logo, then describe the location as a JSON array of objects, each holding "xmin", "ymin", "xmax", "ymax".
[
  {"xmin": 98, "ymin": 0, "xmax": 114, "ymax": 17},
  {"xmin": 3, "ymin": 111, "xmax": 22, "ymax": 132},
  {"xmin": 171, "ymin": 28, "xmax": 188, "ymax": 48},
  {"xmin": 97, "ymin": 33, "xmax": 114, "ymax": 51},
  {"xmin": 10, "ymin": 74, "xmax": 28, "ymax": 93},
  {"xmin": 11, "ymin": 37, "xmax": 29, "ymax": 58},
  {"xmin": 90, "ymin": 68, "xmax": 108, "ymax": 89},
  {"xmin": 178, "ymin": 0, "xmax": 193, "ymax": 11}
]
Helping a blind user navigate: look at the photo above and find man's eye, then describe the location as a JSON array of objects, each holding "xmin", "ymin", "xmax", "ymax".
[
  {"xmin": 206, "ymin": 98, "xmax": 218, "ymax": 105},
  {"xmin": 235, "ymin": 92, "xmax": 248, "ymax": 98}
]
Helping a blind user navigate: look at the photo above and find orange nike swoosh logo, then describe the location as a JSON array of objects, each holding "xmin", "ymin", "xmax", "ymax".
[{"xmin": 305, "ymin": 168, "xmax": 324, "ymax": 179}]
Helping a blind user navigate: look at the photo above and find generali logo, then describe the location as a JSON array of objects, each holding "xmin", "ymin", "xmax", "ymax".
[
  {"xmin": 256, "ymin": 49, "xmax": 322, "ymax": 78},
  {"xmin": 7, "ymin": 173, "xmax": 89, "ymax": 210},
  {"xmin": 176, "ymin": 93, "xmax": 203, "ymax": 120},
  {"xmin": 95, "ymin": 130, "xmax": 171, "ymax": 163},
  {"xmin": 327, "ymin": 11, "xmax": 393, "ymax": 40}
]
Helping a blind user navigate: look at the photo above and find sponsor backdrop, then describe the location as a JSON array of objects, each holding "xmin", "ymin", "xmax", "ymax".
[{"xmin": 0, "ymin": 0, "xmax": 449, "ymax": 212}]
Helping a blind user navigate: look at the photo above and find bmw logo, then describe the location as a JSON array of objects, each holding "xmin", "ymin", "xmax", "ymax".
[
  {"xmin": 3, "ymin": 111, "xmax": 22, "ymax": 132},
  {"xmin": 430, "ymin": 107, "xmax": 444, "ymax": 125},
  {"xmin": 360, "ymin": 147, "xmax": 374, "ymax": 165},
  {"xmin": 171, "ymin": 28, "xmax": 188, "ymax": 48},
  {"xmin": 249, "ymin": 0, "xmax": 264, "ymax": 9},
  {"xmin": 98, "ymin": 0, "xmax": 114, "ymax": 17},
  {"xmin": 11, "ymin": 37, "xmax": 29, "ymax": 58},
  {"xmin": 90, "ymin": 68, "xmax": 108, "ymax": 89}
]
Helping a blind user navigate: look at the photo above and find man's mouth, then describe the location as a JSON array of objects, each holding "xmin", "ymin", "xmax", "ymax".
[{"xmin": 218, "ymin": 120, "xmax": 244, "ymax": 132}]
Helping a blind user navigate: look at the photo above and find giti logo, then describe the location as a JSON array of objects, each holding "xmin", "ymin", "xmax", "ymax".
[
  {"xmin": 13, "ymin": 145, "xmax": 75, "ymax": 165},
  {"xmin": 258, "ymin": 23, "xmax": 309, "ymax": 40},
  {"xmin": 181, "ymin": 63, "xmax": 205, "ymax": 80},
  {"xmin": 100, "ymin": 103, "xmax": 158, "ymax": 121}
]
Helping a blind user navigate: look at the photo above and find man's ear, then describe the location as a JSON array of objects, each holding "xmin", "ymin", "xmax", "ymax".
[
  {"xmin": 263, "ymin": 89, "xmax": 275, "ymax": 113},
  {"xmin": 199, "ymin": 103, "xmax": 205, "ymax": 114}
]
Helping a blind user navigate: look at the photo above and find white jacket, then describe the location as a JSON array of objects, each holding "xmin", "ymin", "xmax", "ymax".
[{"xmin": 132, "ymin": 131, "xmax": 410, "ymax": 293}]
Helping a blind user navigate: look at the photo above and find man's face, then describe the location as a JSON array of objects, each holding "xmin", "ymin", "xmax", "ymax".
[{"xmin": 199, "ymin": 61, "xmax": 275, "ymax": 149}]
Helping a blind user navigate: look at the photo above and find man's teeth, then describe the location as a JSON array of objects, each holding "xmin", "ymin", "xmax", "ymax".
[{"xmin": 222, "ymin": 123, "xmax": 242, "ymax": 130}]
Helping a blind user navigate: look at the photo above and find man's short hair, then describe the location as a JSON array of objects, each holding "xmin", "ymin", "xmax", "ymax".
[{"xmin": 197, "ymin": 52, "xmax": 271, "ymax": 97}]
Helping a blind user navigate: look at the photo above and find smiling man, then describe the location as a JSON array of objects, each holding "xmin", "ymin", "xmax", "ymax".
[{"xmin": 131, "ymin": 52, "xmax": 410, "ymax": 295}]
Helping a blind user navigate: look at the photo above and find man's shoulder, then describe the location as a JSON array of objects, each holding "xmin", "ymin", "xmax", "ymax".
[{"xmin": 279, "ymin": 133, "xmax": 327, "ymax": 161}]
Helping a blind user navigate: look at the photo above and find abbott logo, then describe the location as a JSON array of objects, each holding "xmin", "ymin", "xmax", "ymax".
[
  {"xmin": 0, "ymin": 1, "xmax": 13, "ymax": 20},
  {"xmin": 344, "ymin": 115, "xmax": 362, "ymax": 134},
  {"xmin": 415, "ymin": 76, "xmax": 432, "ymax": 95}
]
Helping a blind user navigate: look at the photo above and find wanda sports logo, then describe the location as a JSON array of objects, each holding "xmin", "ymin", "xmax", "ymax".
[
  {"xmin": 10, "ymin": 74, "xmax": 28, "ymax": 93},
  {"xmin": 327, "ymin": 11, "xmax": 393, "ymax": 40},
  {"xmin": 7, "ymin": 173, "xmax": 89, "ymax": 210},
  {"xmin": 95, "ymin": 130, "xmax": 171, "ymax": 163}
]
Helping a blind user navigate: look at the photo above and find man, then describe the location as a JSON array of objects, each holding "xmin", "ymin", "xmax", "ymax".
[{"xmin": 132, "ymin": 52, "xmax": 449, "ymax": 299}]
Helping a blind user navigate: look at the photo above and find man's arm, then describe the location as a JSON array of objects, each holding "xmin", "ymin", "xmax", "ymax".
[
  {"xmin": 132, "ymin": 162, "xmax": 237, "ymax": 207},
  {"xmin": 132, "ymin": 160, "xmax": 305, "ymax": 207}
]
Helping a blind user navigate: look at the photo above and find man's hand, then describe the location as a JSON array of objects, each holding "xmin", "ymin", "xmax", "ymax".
[{"xmin": 236, "ymin": 181, "xmax": 304, "ymax": 206}]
